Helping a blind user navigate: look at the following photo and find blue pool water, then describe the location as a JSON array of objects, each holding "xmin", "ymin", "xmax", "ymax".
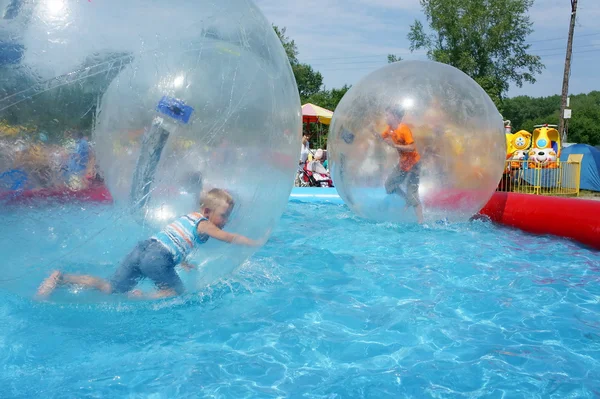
[{"xmin": 1, "ymin": 200, "xmax": 600, "ymax": 398}]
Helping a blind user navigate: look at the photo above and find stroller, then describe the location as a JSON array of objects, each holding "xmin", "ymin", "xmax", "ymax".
[{"xmin": 297, "ymin": 161, "xmax": 334, "ymax": 187}]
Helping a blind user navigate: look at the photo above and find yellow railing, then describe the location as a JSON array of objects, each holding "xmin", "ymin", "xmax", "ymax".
[{"xmin": 498, "ymin": 154, "xmax": 583, "ymax": 196}]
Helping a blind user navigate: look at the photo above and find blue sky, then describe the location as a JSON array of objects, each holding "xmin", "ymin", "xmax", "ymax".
[{"xmin": 255, "ymin": 0, "xmax": 600, "ymax": 99}]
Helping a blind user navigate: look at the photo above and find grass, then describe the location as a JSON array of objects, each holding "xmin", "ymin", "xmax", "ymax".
[{"xmin": 579, "ymin": 189, "xmax": 600, "ymax": 197}]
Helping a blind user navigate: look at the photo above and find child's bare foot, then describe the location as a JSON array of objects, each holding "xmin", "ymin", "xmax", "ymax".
[{"xmin": 36, "ymin": 270, "xmax": 62, "ymax": 299}]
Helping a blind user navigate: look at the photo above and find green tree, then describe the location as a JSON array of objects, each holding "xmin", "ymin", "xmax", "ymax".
[
  {"xmin": 387, "ymin": 54, "xmax": 402, "ymax": 63},
  {"xmin": 1, "ymin": 51, "xmax": 132, "ymax": 140},
  {"xmin": 500, "ymin": 94, "xmax": 560, "ymax": 131},
  {"xmin": 304, "ymin": 85, "xmax": 352, "ymax": 148},
  {"xmin": 272, "ymin": 25, "xmax": 298, "ymax": 64},
  {"xmin": 293, "ymin": 64, "xmax": 324, "ymax": 101},
  {"xmin": 501, "ymin": 91, "xmax": 600, "ymax": 146},
  {"xmin": 408, "ymin": 0, "xmax": 544, "ymax": 106},
  {"xmin": 306, "ymin": 85, "xmax": 351, "ymax": 111},
  {"xmin": 567, "ymin": 92, "xmax": 600, "ymax": 145},
  {"xmin": 273, "ymin": 25, "xmax": 323, "ymax": 102}
]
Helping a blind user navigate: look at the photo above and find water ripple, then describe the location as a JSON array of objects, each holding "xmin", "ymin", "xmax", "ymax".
[{"xmin": 1, "ymin": 202, "xmax": 599, "ymax": 397}]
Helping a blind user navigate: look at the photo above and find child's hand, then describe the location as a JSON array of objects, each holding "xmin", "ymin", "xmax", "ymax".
[
  {"xmin": 244, "ymin": 238, "xmax": 263, "ymax": 247},
  {"xmin": 180, "ymin": 262, "xmax": 196, "ymax": 272},
  {"xmin": 382, "ymin": 136, "xmax": 396, "ymax": 147},
  {"xmin": 257, "ymin": 228, "xmax": 272, "ymax": 246},
  {"xmin": 245, "ymin": 231, "xmax": 270, "ymax": 247}
]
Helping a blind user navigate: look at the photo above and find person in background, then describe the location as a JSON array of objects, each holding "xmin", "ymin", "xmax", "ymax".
[
  {"xmin": 300, "ymin": 132, "xmax": 311, "ymax": 166},
  {"xmin": 307, "ymin": 149, "xmax": 329, "ymax": 175}
]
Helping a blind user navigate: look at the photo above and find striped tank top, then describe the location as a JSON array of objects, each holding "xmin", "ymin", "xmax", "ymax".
[{"xmin": 152, "ymin": 212, "xmax": 209, "ymax": 263}]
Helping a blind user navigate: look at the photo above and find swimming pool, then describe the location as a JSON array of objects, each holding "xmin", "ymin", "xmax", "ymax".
[{"xmin": 1, "ymin": 200, "xmax": 599, "ymax": 398}]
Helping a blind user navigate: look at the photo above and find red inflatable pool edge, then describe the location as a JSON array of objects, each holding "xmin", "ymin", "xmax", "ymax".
[
  {"xmin": 479, "ymin": 192, "xmax": 600, "ymax": 250},
  {"xmin": 0, "ymin": 184, "xmax": 113, "ymax": 205},
  {"xmin": 1, "ymin": 183, "xmax": 598, "ymax": 250}
]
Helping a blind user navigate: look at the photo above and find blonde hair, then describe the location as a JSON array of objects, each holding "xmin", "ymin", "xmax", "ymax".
[{"xmin": 200, "ymin": 188, "xmax": 234, "ymax": 211}]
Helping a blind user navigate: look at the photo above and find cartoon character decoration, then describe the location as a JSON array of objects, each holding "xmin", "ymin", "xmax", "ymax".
[
  {"xmin": 532, "ymin": 125, "xmax": 560, "ymax": 154},
  {"xmin": 0, "ymin": 121, "xmax": 35, "ymax": 137},
  {"xmin": 528, "ymin": 148, "xmax": 558, "ymax": 169},
  {"xmin": 505, "ymin": 130, "xmax": 532, "ymax": 169},
  {"xmin": 526, "ymin": 124, "xmax": 561, "ymax": 169},
  {"xmin": 509, "ymin": 149, "xmax": 527, "ymax": 170},
  {"xmin": 504, "ymin": 119, "xmax": 512, "ymax": 135}
]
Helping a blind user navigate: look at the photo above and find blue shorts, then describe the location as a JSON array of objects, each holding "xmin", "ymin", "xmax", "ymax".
[{"xmin": 109, "ymin": 239, "xmax": 184, "ymax": 294}]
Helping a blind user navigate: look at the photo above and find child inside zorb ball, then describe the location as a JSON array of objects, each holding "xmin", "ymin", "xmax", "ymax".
[
  {"xmin": 378, "ymin": 105, "xmax": 424, "ymax": 224},
  {"xmin": 37, "ymin": 188, "xmax": 266, "ymax": 300}
]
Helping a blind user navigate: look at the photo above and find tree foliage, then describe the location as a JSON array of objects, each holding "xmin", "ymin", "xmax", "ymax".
[
  {"xmin": 304, "ymin": 85, "xmax": 352, "ymax": 148},
  {"xmin": 387, "ymin": 54, "xmax": 402, "ymax": 63},
  {"xmin": 501, "ymin": 91, "xmax": 600, "ymax": 146},
  {"xmin": 272, "ymin": 25, "xmax": 352, "ymax": 148},
  {"xmin": 305, "ymin": 85, "xmax": 351, "ymax": 112},
  {"xmin": 272, "ymin": 25, "xmax": 298, "ymax": 65},
  {"xmin": 408, "ymin": 0, "xmax": 544, "ymax": 106},
  {"xmin": 273, "ymin": 25, "xmax": 323, "ymax": 102},
  {"xmin": 293, "ymin": 64, "xmax": 324, "ymax": 101},
  {"xmin": 0, "ymin": 51, "xmax": 132, "ymax": 141}
]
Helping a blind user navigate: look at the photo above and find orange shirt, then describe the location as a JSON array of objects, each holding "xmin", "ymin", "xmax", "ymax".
[{"xmin": 381, "ymin": 123, "xmax": 421, "ymax": 171}]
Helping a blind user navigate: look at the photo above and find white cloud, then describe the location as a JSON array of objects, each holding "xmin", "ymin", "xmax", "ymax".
[
  {"xmin": 255, "ymin": 0, "xmax": 423, "ymax": 88},
  {"xmin": 354, "ymin": 0, "xmax": 421, "ymax": 10},
  {"xmin": 529, "ymin": 0, "xmax": 600, "ymax": 36},
  {"xmin": 255, "ymin": 0, "xmax": 600, "ymax": 98}
]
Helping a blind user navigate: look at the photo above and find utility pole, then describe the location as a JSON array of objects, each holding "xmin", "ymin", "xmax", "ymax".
[{"xmin": 559, "ymin": 0, "xmax": 578, "ymax": 144}]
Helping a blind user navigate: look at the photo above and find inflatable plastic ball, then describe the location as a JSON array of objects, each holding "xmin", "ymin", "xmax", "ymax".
[
  {"xmin": 0, "ymin": 0, "xmax": 300, "ymax": 295},
  {"xmin": 327, "ymin": 60, "xmax": 505, "ymax": 224}
]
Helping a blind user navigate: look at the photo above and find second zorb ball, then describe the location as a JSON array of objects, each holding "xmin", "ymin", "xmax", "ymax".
[{"xmin": 328, "ymin": 60, "xmax": 506, "ymax": 223}]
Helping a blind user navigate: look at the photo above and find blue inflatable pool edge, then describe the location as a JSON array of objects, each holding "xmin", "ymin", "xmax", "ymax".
[{"xmin": 289, "ymin": 187, "xmax": 344, "ymax": 204}]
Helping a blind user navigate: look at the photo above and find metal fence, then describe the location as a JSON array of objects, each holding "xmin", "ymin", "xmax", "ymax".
[{"xmin": 497, "ymin": 154, "xmax": 583, "ymax": 196}]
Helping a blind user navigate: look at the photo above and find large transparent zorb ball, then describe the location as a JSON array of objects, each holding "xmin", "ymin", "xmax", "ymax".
[
  {"xmin": 328, "ymin": 61, "xmax": 505, "ymax": 223},
  {"xmin": 0, "ymin": 0, "xmax": 300, "ymax": 292}
]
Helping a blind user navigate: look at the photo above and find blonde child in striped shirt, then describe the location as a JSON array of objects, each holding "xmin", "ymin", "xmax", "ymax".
[{"xmin": 37, "ymin": 189, "xmax": 263, "ymax": 300}]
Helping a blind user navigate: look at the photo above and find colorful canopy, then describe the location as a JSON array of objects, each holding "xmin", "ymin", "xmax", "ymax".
[{"xmin": 301, "ymin": 103, "xmax": 333, "ymax": 125}]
